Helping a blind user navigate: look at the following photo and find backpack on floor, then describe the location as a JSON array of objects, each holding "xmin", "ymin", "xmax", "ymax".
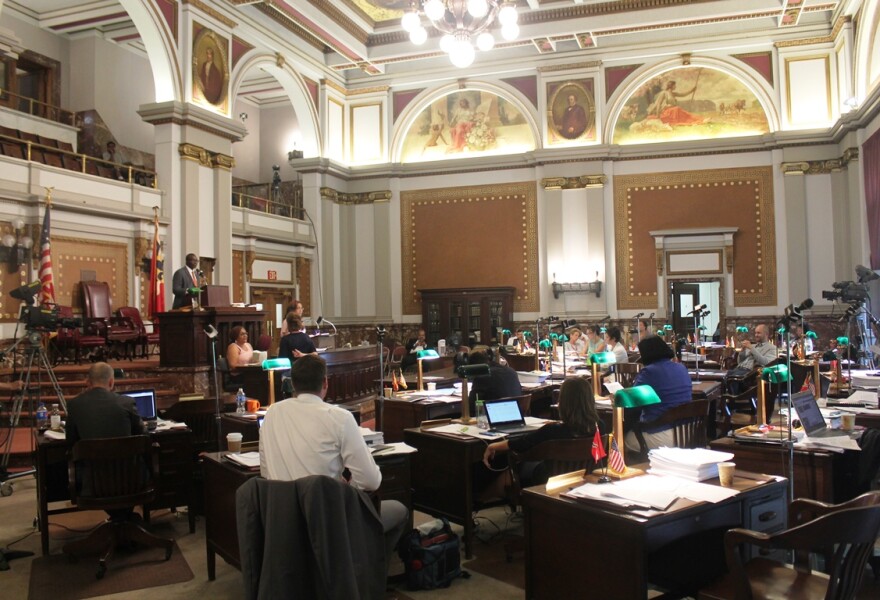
[{"xmin": 397, "ymin": 517, "xmax": 468, "ymax": 590}]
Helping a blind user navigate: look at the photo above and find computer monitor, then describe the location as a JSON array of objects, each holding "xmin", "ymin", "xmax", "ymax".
[{"xmin": 124, "ymin": 389, "xmax": 157, "ymax": 421}]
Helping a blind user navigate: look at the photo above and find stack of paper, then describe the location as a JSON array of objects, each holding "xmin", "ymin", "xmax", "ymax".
[
  {"xmin": 648, "ymin": 447, "xmax": 734, "ymax": 481},
  {"xmin": 851, "ymin": 372, "xmax": 880, "ymax": 389},
  {"xmin": 360, "ymin": 427, "xmax": 384, "ymax": 447},
  {"xmin": 226, "ymin": 451, "xmax": 261, "ymax": 469}
]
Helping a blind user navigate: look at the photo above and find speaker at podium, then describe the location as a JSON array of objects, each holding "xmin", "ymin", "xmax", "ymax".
[{"xmin": 200, "ymin": 285, "xmax": 230, "ymax": 308}]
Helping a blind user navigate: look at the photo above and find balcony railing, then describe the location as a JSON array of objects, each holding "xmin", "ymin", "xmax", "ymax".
[
  {"xmin": 0, "ymin": 88, "xmax": 77, "ymax": 126},
  {"xmin": 232, "ymin": 191, "xmax": 304, "ymax": 220}
]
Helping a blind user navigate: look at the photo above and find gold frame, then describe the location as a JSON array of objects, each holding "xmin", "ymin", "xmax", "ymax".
[
  {"xmin": 349, "ymin": 101, "xmax": 384, "ymax": 163},
  {"xmin": 192, "ymin": 25, "xmax": 230, "ymax": 111},
  {"xmin": 250, "ymin": 257, "xmax": 294, "ymax": 284},
  {"xmin": 784, "ymin": 54, "xmax": 832, "ymax": 125},
  {"xmin": 665, "ymin": 250, "xmax": 724, "ymax": 276}
]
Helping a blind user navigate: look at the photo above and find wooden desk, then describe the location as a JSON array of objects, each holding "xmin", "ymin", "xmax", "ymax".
[
  {"xmin": 709, "ymin": 436, "xmax": 861, "ymax": 502},
  {"xmin": 35, "ymin": 428, "xmax": 194, "ymax": 555},
  {"xmin": 157, "ymin": 307, "xmax": 266, "ymax": 367},
  {"xmin": 523, "ymin": 473, "xmax": 787, "ymax": 599},
  {"xmin": 403, "ymin": 428, "xmax": 489, "ymax": 558},
  {"xmin": 202, "ymin": 451, "xmax": 412, "ymax": 580}
]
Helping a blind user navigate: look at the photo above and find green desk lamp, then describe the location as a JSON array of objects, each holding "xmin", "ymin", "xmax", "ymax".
[
  {"xmin": 758, "ymin": 364, "xmax": 790, "ymax": 424},
  {"xmin": 262, "ymin": 357, "xmax": 291, "ymax": 405},
  {"xmin": 609, "ymin": 385, "xmax": 661, "ymax": 477},
  {"xmin": 590, "ymin": 351, "xmax": 616, "ymax": 398},
  {"xmin": 455, "ymin": 363, "xmax": 490, "ymax": 423},
  {"xmin": 416, "ymin": 349, "xmax": 440, "ymax": 391}
]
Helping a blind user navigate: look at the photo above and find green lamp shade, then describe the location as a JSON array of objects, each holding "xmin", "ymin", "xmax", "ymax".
[
  {"xmin": 417, "ymin": 349, "xmax": 439, "ymax": 360},
  {"xmin": 599, "ymin": 327, "xmax": 607, "ymax": 333},
  {"xmin": 502, "ymin": 329, "xmax": 511, "ymax": 336},
  {"xmin": 188, "ymin": 286, "xmax": 201, "ymax": 295},
  {"xmin": 777, "ymin": 327, "xmax": 786, "ymax": 334},
  {"xmin": 836, "ymin": 336, "xmax": 849, "ymax": 345},
  {"xmin": 613, "ymin": 385, "xmax": 661, "ymax": 409},
  {"xmin": 523, "ymin": 331, "xmax": 533, "ymax": 339},
  {"xmin": 656, "ymin": 330, "xmax": 665, "ymax": 336},
  {"xmin": 663, "ymin": 324, "xmax": 673, "ymax": 331},
  {"xmin": 549, "ymin": 333, "xmax": 559, "ymax": 341},
  {"xmin": 262, "ymin": 357, "xmax": 291, "ymax": 371},
  {"xmin": 590, "ymin": 351, "xmax": 616, "ymax": 365},
  {"xmin": 539, "ymin": 339, "xmax": 552, "ymax": 350},
  {"xmin": 698, "ymin": 325, "xmax": 706, "ymax": 331},
  {"xmin": 736, "ymin": 326, "xmax": 749, "ymax": 333},
  {"xmin": 559, "ymin": 334, "xmax": 569, "ymax": 342},
  {"xmin": 761, "ymin": 364, "xmax": 790, "ymax": 383},
  {"xmin": 805, "ymin": 330, "xmax": 818, "ymax": 339}
]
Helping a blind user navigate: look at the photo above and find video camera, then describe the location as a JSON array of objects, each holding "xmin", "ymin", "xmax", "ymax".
[
  {"xmin": 18, "ymin": 304, "xmax": 81, "ymax": 332},
  {"xmin": 821, "ymin": 281, "xmax": 869, "ymax": 303}
]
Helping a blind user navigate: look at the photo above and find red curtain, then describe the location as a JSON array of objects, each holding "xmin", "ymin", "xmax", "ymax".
[{"xmin": 863, "ymin": 130, "xmax": 880, "ymax": 269}]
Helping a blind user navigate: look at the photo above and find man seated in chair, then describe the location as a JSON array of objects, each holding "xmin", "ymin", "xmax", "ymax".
[
  {"xmin": 259, "ymin": 355, "xmax": 408, "ymax": 573},
  {"xmin": 66, "ymin": 362, "xmax": 145, "ymax": 517},
  {"xmin": 727, "ymin": 323, "xmax": 777, "ymax": 394}
]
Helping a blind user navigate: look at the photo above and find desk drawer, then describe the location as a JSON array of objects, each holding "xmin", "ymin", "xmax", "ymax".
[
  {"xmin": 377, "ymin": 456, "xmax": 411, "ymax": 496},
  {"xmin": 646, "ymin": 502, "xmax": 741, "ymax": 553},
  {"xmin": 747, "ymin": 494, "xmax": 786, "ymax": 533}
]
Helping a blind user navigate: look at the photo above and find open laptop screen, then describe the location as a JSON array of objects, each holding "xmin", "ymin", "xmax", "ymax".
[
  {"xmin": 484, "ymin": 399, "xmax": 524, "ymax": 427},
  {"xmin": 791, "ymin": 391, "xmax": 826, "ymax": 434},
  {"xmin": 124, "ymin": 389, "xmax": 157, "ymax": 421}
]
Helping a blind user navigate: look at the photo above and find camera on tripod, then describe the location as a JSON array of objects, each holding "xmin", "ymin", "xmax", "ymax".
[
  {"xmin": 9, "ymin": 281, "xmax": 81, "ymax": 332},
  {"xmin": 821, "ymin": 280, "xmax": 868, "ymax": 303}
]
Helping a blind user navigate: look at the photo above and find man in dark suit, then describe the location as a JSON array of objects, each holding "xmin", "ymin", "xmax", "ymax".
[
  {"xmin": 171, "ymin": 253, "xmax": 200, "ymax": 309},
  {"xmin": 66, "ymin": 362, "xmax": 143, "ymax": 446},
  {"xmin": 400, "ymin": 328, "xmax": 427, "ymax": 372},
  {"xmin": 467, "ymin": 347, "xmax": 522, "ymax": 415}
]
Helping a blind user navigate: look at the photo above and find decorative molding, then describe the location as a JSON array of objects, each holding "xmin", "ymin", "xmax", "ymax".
[
  {"xmin": 245, "ymin": 249, "xmax": 255, "ymax": 280},
  {"xmin": 537, "ymin": 60, "xmax": 603, "ymax": 73},
  {"xmin": 781, "ymin": 149, "xmax": 858, "ymax": 175},
  {"xmin": 320, "ymin": 78, "xmax": 388, "ymax": 97},
  {"xmin": 725, "ymin": 243, "xmax": 734, "ymax": 272},
  {"xmin": 179, "ymin": 143, "xmax": 212, "ymax": 167},
  {"xmin": 144, "ymin": 116, "xmax": 243, "ymax": 142},
  {"xmin": 182, "ymin": 0, "xmax": 237, "ymax": 28},
  {"xmin": 212, "ymin": 153, "xmax": 235, "ymax": 170},
  {"xmin": 320, "ymin": 188, "xmax": 391, "ymax": 204},
  {"xmin": 774, "ymin": 14, "xmax": 850, "ymax": 48},
  {"xmin": 541, "ymin": 175, "xmax": 605, "ymax": 190},
  {"xmin": 656, "ymin": 249, "xmax": 664, "ymax": 277},
  {"xmin": 842, "ymin": 147, "xmax": 859, "ymax": 163}
]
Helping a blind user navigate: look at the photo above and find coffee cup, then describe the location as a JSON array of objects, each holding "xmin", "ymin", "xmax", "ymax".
[
  {"xmin": 717, "ymin": 462, "xmax": 736, "ymax": 487},
  {"xmin": 246, "ymin": 399, "xmax": 260, "ymax": 413},
  {"xmin": 384, "ymin": 387, "xmax": 393, "ymax": 398},
  {"xmin": 226, "ymin": 432, "xmax": 243, "ymax": 453},
  {"xmin": 841, "ymin": 413, "xmax": 856, "ymax": 431},
  {"xmin": 426, "ymin": 382, "xmax": 437, "ymax": 391}
]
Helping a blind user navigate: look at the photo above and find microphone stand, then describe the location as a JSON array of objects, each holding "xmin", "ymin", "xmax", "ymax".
[
  {"xmin": 783, "ymin": 324, "xmax": 795, "ymax": 503},
  {"xmin": 375, "ymin": 325, "xmax": 386, "ymax": 432},
  {"xmin": 692, "ymin": 310, "xmax": 701, "ymax": 382},
  {"xmin": 205, "ymin": 329, "xmax": 223, "ymax": 452}
]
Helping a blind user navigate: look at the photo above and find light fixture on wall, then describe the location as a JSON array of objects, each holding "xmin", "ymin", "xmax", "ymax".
[
  {"xmin": 551, "ymin": 272, "xmax": 603, "ymax": 299},
  {"xmin": 288, "ymin": 149, "xmax": 303, "ymax": 161},
  {"xmin": 401, "ymin": 1, "xmax": 519, "ymax": 68},
  {"xmin": 0, "ymin": 218, "xmax": 33, "ymax": 271},
  {"xmin": 239, "ymin": 112, "xmax": 248, "ymax": 122}
]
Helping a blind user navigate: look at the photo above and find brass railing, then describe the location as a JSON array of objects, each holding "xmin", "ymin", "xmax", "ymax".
[
  {"xmin": 0, "ymin": 88, "xmax": 77, "ymax": 126},
  {"xmin": 0, "ymin": 133, "xmax": 158, "ymax": 188},
  {"xmin": 232, "ymin": 191, "xmax": 304, "ymax": 219}
]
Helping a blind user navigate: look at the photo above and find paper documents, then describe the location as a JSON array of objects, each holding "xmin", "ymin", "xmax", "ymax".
[
  {"xmin": 604, "ymin": 382, "xmax": 624, "ymax": 396},
  {"xmin": 43, "ymin": 430, "xmax": 65, "ymax": 440},
  {"xmin": 226, "ymin": 451, "xmax": 261, "ymax": 469},
  {"xmin": 566, "ymin": 474, "xmax": 739, "ymax": 509},
  {"xmin": 648, "ymin": 447, "xmax": 735, "ymax": 481},
  {"xmin": 427, "ymin": 423, "xmax": 505, "ymax": 439}
]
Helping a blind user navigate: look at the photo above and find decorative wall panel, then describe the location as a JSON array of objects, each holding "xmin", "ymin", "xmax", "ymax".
[{"xmin": 55, "ymin": 237, "xmax": 129, "ymax": 312}]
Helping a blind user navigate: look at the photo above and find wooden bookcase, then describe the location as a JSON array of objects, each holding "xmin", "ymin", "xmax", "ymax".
[{"xmin": 418, "ymin": 287, "xmax": 515, "ymax": 349}]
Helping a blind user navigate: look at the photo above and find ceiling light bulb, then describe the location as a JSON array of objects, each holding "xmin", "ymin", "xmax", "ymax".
[
  {"xmin": 450, "ymin": 41, "xmax": 475, "ymax": 68},
  {"xmin": 476, "ymin": 32, "xmax": 495, "ymax": 52},
  {"xmin": 401, "ymin": 10, "xmax": 420, "ymax": 33},
  {"xmin": 424, "ymin": 0, "xmax": 446, "ymax": 22},
  {"xmin": 498, "ymin": 4, "xmax": 518, "ymax": 26},
  {"xmin": 501, "ymin": 22, "xmax": 519, "ymax": 41},
  {"xmin": 11, "ymin": 217, "xmax": 24, "ymax": 230},
  {"xmin": 409, "ymin": 26, "xmax": 428, "ymax": 45},
  {"xmin": 467, "ymin": 0, "xmax": 489, "ymax": 19},
  {"xmin": 439, "ymin": 33, "xmax": 455, "ymax": 53}
]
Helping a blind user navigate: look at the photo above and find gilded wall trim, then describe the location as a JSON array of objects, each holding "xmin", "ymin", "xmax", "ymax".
[
  {"xmin": 541, "ymin": 175, "xmax": 606, "ymax": 190},
  {"xmin": 537, "ymin": 61, "xmax": 602, "ymax": 73},
  {"xmin": 182, "ymin": 0, "xmax": 237, "ymax": 28},
  {"xmin": 179, "ymin": 143, "xmax": 234, "ymax": 169},
  {"xmin": 212, "ymin": 153, "xmax": 235, "ymax": 170},
  {"xmin": 321, "ymin": 79, "xmax": 389, "ymax": 96},
  {"xmin": 320, "ymin": 187, "xmax": 391, "ymax": 204},
  {"xmin": 614, "ymin": 167, "xmax": 776, "ymax": 309},
  {"xmin": 781, "ymin": 148, "xmax": 858, "ymax": 175}
]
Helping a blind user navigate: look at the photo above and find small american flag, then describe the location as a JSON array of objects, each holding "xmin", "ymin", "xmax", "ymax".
[
  {"xmin": 39, "ymin": 203, "xmax": 55, "ymax": 305},
  {"xmin": 607, "ymin": 435, "xmax": 626, "ymax": 474}
]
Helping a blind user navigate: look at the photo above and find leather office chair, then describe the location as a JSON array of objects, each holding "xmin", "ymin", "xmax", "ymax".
[
  {"xmin": 52, "ymin": 305, "xmax": 104, "ymax": 364},
  {"xmin": 718, "ymin": 369, "xmax": 759, "ymax": 436},
  {"xmin": 216, "ymin": 357, "xmax": 243, "ymax": 393},
  {"xmin": 634, "ymin": 398, "xmax": 710, "ymax": 455},
  {"xmin": 81, "ymin": 281, "xmax": 139, "ymax": 359},
  {"xmin": 504, "ymin": 437, "xmax": 593, "ymax": 561},
  {"xmin": 63, "ymin": 435, "xmax": 173, "ymax": 578},
  {"xmin": 117, "ymin": 306, "xmax": 159, "ymax": 358},
  {"xmin": 699, "ymin": 491, "xmax": 880, "ymax": 600}
]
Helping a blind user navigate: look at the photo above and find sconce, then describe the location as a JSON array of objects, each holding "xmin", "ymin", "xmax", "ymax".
[
  {"xmin": 551, "ymin": 272, "xmax": 602, "ymax": 299},
  {"xmin": 288, "ymin": 149, "xmax": 303, "ymax": 161},
  {"xmin": 239, "ymin": 112, "xmax": 248, "ymax": 122},
  {"xmin": 0, "ymin": 218, "xmax": 33, "ymax": 271}
]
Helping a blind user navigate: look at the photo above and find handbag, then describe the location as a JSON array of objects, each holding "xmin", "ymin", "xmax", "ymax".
[{"xmin": 397, "ymin": 518, "xmax": 468, "ymax": 590}]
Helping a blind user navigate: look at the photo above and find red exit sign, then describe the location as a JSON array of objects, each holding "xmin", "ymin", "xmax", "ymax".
[{"xmin": 267, "ymin": 270, "xmax": 277, "ymax": 281}]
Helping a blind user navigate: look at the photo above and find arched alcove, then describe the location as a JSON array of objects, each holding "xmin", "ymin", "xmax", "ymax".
[{"xmin": 120, "ymin": 0, "xmax": 181, "ymax": 102}]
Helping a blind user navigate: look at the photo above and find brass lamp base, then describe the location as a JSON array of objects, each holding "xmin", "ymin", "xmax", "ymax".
[{"xmin": 591, "ymin": 466, "xmax": 644, "ymax": 480}]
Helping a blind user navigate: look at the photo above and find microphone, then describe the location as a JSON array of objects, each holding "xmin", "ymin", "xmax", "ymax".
[
  {"xmin": 203, "ymin": 324, "xmax": 218, "ymax": 339},
  {"xmin": 316, "ymin": 316, "xmax": 337, "ymax": 335},
  {"xmin": 795, "ymin": 298, "xmax": 814, "ymax": 313},
  {"xmin": 687, "ymin": 304, "xmax": 707, "ymax": 314},
  {"xmin": 633, "ymin": 312, "xmax": 644, "ymax": 319},
  {"xmin": 598, "ymin": 315, "xmax": 611, "ymax": 323},
  {"xmin": 701, "ymin": 310, "xmax": 711, "ymax": 317},
  {"xmin": 648, "ymin": 313, "xmax": 655, "ymax": 319}
]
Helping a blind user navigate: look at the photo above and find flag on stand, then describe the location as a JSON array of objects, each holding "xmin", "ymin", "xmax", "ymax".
[
  {"xmin": 591, "ymin": 428, "xmax": 606, "ymax": 464},
  {"xmin": 38, "ymin": 201, "xmax": 55, "ymax": 305},
  {"xmin": 607, "ymin": 435, "xmax": 626, "ymax": 474},
  {"xmin": 398, "ymin": 370, "xmax": 408, "ymax": 390},
  {"xmin": 391, "ymin": 370, "xmax": 399, "ymax": 392},
  {"xmin": 800, "ymin": 372, "xmax": 816, "ymax": 395},
  {"xmin": 147, "ymin": 214, "xmax": 165, "ymax": 319}
]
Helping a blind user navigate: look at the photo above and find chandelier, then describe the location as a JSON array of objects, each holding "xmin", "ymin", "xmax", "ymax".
[{"xmin": 401, "ymin": 0, "xmax": 520, "ymax": 69}]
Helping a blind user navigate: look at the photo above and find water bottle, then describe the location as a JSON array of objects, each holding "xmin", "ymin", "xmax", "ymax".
[
  {"xmin": 50, "ymin": 404, "xmax": 61, "ymax": 431},
  {"xmin": 475, "ymin": 399, "xmax": 488, "ymax": 430},
  {"xmin": 236, "ymin": 388, "xmax": 246, "ymax": 414},
  {"xmin": 36, "ymin": 402, "xmax": 48, "ymax": 432}
]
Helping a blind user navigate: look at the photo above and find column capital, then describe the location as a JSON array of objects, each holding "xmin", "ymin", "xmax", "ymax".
[{"xmin": 138, "ymin": 101, "xmax": 247, "ymax": 144}]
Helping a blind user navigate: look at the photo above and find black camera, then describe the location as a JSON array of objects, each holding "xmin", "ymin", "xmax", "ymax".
[
  {"xmin": 19, "ymin": 305, "xmax": 59, "ymax": 331},
  {"xmin": 821, "ymin": 281, "xmax": 868, "ymax": 303}
]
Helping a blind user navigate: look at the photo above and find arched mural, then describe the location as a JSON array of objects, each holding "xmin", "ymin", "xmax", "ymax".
[
  {"xmin": 613, "ymin": 66, "xmax": 770, "ymax": 144},
  {"xmin": 398, "ymin": 89, "xmax": 536, "ymax": 163}
]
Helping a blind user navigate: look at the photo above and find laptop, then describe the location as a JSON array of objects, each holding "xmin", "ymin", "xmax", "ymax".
[
  {"xmin": 791, "ymin": 391, "xmax": 848, "ymax": 439},
  {"xmin": 124, "ymin": 389, "xmax": 157, "ymax": 423},
  {"xmin": 484, "ymin": 398, "xmax": 538, "ymax": 435}
]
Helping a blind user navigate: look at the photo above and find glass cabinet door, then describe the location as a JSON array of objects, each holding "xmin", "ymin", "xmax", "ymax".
[
  {"xmin": 425, "ymin": 301, "xmax": 440, "ymax": 344},
  {"xmin": 468, "ymin": 301, "xmax": 482, "ymax": 344},
  {"xmin": 449, "ymin": 301, "xmax": 463, "ymax": 345},
  {"xmin": 488, "ymin": 299, "xmax": 504, "ymax": 343}
]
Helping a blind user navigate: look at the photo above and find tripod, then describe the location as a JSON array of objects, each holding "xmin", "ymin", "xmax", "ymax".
[{"xmin": 1, "ymin": 330, "xmax": 66, "ymax": 495}]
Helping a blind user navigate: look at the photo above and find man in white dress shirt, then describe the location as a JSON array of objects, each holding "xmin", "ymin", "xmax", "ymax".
[{"xmin": 260, "ymin": 355, "xmax": 408, "ymax": 570}]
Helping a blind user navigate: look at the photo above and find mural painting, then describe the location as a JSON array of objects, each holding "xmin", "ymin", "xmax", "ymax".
[
  {"xmin": 192, "ymin": 26, "xmax": 229, "ymax": 109},
  {"xmin": 547, "ymin": 79, "xmax": 596, "ymax": 144},
  {"xmin": 399, "ymin": 90, "xmax": 535, "ymax": 163},
  {"xmin": 613, "ymin": 67, "xmax": 770, "ymax": 144}
]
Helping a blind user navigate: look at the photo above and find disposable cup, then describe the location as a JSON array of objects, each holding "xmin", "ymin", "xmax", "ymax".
[
  {"xmin": 841, "ymin": 413, "xmax": 856, "ymax": 431},
  {"xmin": 718, "ymin": 462, "xmax": 736, "ymax": 487},
  {"xmin": 426, "ymin": 382, "xmax": 437, "ymax": 391},
  {"xmin": 227, "ymin": 432, "xmax": 243, "ymax": 453},
  {"xmin": 384, "ymin": 387, "xmax": 393, "ymax": 398}
]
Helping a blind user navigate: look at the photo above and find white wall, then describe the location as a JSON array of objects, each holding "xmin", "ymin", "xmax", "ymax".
[
  {"xmin": 259, "ymin": 103, "xmax": 301, "ymax": 183},
  {"xmin": 232, "ymin": 98, "xmax": 260, "ymax": 182}
]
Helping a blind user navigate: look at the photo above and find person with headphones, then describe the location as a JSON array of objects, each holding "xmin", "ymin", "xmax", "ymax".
[{"xmin": 466, "ymin": 346, "xmax": 522, "ymax": 415}]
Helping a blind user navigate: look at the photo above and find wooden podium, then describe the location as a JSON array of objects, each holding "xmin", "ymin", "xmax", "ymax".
[
  {"xmin": 157, "ymin": 307, "xmax": 266, "ymax": 367},
  {"xmin": 200, "ymin": 285, "xmax": 230, "ymax": 308}
]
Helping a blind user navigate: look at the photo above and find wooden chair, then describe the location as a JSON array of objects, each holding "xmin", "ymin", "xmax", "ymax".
[
  {"xmin": 63, "ymin": 436, "xmax": 173, "ymax": 579},
  {"xmin": 699, "ymin": 491, "xmax": 880, "ymax": 600},
  {"xmin": 718, "ymin": 369, "xmax": 759, "ymax": 436},
  {"xmin": 613, "ymin": 362, "xmax": 642, "ymax": 387},
  {"xmin": 634, "ymin": 398, "xmax": 710, "ymax": 455},
  {"xmin": 81, "ymin": 281, "xmax": 139, "ymax": 359},
  {"xmin": 387, "ymin": 344, "xmax": 405, "ymax": 375},
  {"xmin": 504, "ymin": 437, "xmax": 593, "ymax": 560},
  {"xmin": 117, "ymin": 306, "xmax": 159, "ymax": 358}
]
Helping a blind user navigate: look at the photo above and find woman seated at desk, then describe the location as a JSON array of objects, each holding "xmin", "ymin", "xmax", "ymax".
[
  {"xmin": 278, "ymin": 314, "xmax": 317, "ymax": 362},
  {"xmin": 585, "ymin": 325, "xmax": 606, "ymax": 356},
  {"xmin": 565, "ymin": 328, "xmax": 587, "ymax": 357},
  {"xmin": 477, "ymin": 377, "xmax": 603, "ymax": 502},
  {"xmin": 624, "ymin": 335, "xmax": 692, "ymax": 453},
  {"xmin": 227, "ymin": 325, "xmax": 254, "ymax": 373}
]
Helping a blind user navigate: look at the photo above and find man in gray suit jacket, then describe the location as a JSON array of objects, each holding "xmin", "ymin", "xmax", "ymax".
[{"xmin": 171, "ymin": 253, "xmax": 200, "ymax": 309}]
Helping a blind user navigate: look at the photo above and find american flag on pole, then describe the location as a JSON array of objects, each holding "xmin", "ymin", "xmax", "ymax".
[
  {"xmin": 607, "ymin": 435, "xmax": 626, "ymax": 474},
  {"xmin": 39, "ymin": 199, "xmax": 55, "ymax": 305},
  {"xmin": 148, "ymin": 212, "xmax": 165, "ymax": 318}
]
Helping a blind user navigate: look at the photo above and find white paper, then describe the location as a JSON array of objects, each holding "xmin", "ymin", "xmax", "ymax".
[
  {"xmin": 43, "ymin": 430, "xmax": 65, "ymax": 440},
  {"xmin": 427, "ymin": 423, "xmax": 502, "ymax": 439},
  {"xmin": 525, "ymin": 417, "xmax": 550, "ymax": 426},
  {"xmin": 800, "ymin": 435, "xmax": 861, "ymax": 451},
  {"xmin": 226, "ymin": 451, "xmax": 261, "ymax": 468},
  {"xmin": 604, "ymin": 382, "xmax": 624, "ymax": 396}
]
